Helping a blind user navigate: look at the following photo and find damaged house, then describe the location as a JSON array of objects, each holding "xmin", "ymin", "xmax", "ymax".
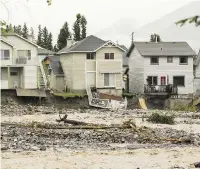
[
  {"xmin": 194, "ymin": 50, "xmax": 200, "ymax": 96},
  {"xmin": 126, "ymin": 42, "xmax": 197, "ymax": 97},
  {"xmin": 57, "ymin": 35, "xmax": 126, "ymax": 96}
]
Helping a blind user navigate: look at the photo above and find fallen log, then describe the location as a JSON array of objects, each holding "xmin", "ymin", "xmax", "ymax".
[{"xmin": 56, "ymin": 114, "xmax": 88, "ymax": 125}]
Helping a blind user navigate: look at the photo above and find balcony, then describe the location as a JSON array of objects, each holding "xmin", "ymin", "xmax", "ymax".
[
  {"xmin": 144, "ymin": 84, "xmax": 178, "ymax": 96},
  {"xmin": 16, "ymin": 57, "xmax": 27, "ymax": 64}
]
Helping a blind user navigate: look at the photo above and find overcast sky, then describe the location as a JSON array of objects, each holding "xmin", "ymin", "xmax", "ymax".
[{"xmin": 0, "ymin": 0, "xmax": 197, "ymax": 44}]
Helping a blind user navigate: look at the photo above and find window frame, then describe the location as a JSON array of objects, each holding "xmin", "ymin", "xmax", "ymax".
[
  {"xmin": 105, "ymin": 53, "xmax": 114, "ymax": 60},
  {"xmin": 179, "ymin": 56, "xmax": 188, "ymax": 65},
  {"xmin": 173, "ymin": 76, "xmax": 185, "ymax": 87},
  {"xmin": 1, "ymin": 49, "xmax": 10, "ymax": 60},
  {"xmin": 150, "ymin": 56, "xmax": 159, "ymax": 65},
  {"xmin": 147, "ymin": 76, "xmax": 158, "ymax": 85},
  {"xmin": 104, "ymin": 73, "xmax": 115, "ymax": 87},
  {"xmin": 86, "ymin": 53, "xmax": 95, "ymax": 60},
  {"xmin": 167, "ymin": 56, "xmax": 173, "ymax": 63},
  {"xmin": 17, "ymin": 50, "xmax": 31, "ymax": 60}
]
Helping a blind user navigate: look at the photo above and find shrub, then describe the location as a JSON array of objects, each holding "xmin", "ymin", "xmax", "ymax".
[
  {"xmin": 172, "ymin": 103, "xmax": 198, "ymax": 112},
  {"xmin": 147, "ymin": 113, "xmax": 175, "ymax": 124}
]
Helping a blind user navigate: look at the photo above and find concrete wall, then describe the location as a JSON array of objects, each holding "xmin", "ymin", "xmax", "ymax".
[
  {"xmin": 128, "ymin": 48, "xmax": 144, "ymax": 94},
  {"xmin": 144, "ymin": 56, "xmax": 194, "ymax": 95},
  {"xmin": 1, "ymin": 67, "xmax": 8, "ymax": 89},
  {"xmin": 0, "ymin": 41, "xmax": 13, "ymax": 66}
]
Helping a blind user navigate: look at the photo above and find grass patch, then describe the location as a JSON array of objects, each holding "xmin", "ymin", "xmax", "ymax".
[
  {"xmin": 53, "ymin": 92, "xmax": 87, "ymax": 98},
  {"xmin": 172, "ymin": 103, "xmax": 198, "ymax": 112},
  {"xmin": 147, "ymin": 113, "xmax": 175, "ymax": 124},
  {"xmin": 122, "ymin": 92, "xmax": 136, "ymax": 97}
]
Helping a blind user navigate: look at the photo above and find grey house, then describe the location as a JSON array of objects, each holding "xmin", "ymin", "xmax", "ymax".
[{"xmin": 126, "ymin": 42, "xmax": 196, "ymax": 96}]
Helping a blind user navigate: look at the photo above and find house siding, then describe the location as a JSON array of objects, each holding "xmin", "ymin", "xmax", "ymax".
[
  {"xmin": 0, "ymin": 41, "xmax": 13, "ymax": 66},
  {"xmin": 24, "ymin": 66, "xmax": 37, "ymax": 89},
  {"xmin": 1, "ymin": 68, "xmax": 8, "ymax": 89},
  {"xmin": 129, "ymin": 48, "xmax": 144, "ymax": 94},
  {"xmin": 194, "ymin": 62, "xmax": 200, "ymax": 96},
  {"xmin": 144, "ymin": 56, "xmax": 194, "ymax": 94}
]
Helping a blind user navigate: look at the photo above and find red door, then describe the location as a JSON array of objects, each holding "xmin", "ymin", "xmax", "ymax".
[{"xmin": 161, "ymin": 76, "xmax": 166, "ymax": 85}]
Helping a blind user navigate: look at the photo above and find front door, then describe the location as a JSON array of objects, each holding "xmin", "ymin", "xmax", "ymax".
[{"xmin": 161, "ymin": 76, "xmax": 166, "ymax": 85}]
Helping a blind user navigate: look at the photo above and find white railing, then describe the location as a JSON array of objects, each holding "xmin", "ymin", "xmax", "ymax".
[
  {"xmin": 39, "ymin": 61, "xmax": 47, "ymax": 87},
  {"xmin": 16, "ymin": 57, "xmax": 27, "ymax": 64}
]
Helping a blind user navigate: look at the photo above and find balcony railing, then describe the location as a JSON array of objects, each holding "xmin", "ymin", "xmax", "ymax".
[
  {"xmin": 144, "ymin": 84, "xmax": 178, "ymax": 95},
  {"xmin": 16, "ymin": 57, "xmax": 27, "ymax": 64}
]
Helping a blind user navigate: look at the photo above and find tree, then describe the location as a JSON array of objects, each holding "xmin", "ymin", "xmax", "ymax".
[
  {"xmin": 73, "ymin": 13, "xmax": 81, "ymax": 41},
  {"xmin": 47, "ymin": 32, "xmax": 53, "ymax": 50},
  {"xmin": 37, "ymin": 25, "xmax": 43, "ymax": 46},
  {"xmin": 80, "ymin": 15, "xmax": 87, "ymax": 39},
  {"xmin": 42, "ymin": 26, "xmax": 49, "ymax": 49},
  {"xmin": 16, "ymin": 25, "xmax": 23, "ymax": 36},
  {"xmin": 5, "ymin": 24, "xmax": 14, "ymax": 33},
  {"xmin": 22, "ymin": 23, "xmax": 29, "ymax": 39},
  {"xmin": 176, "ymin": 15, "xmax": 200, "ymax": 27},
  {"xmin": 54, "ymin": 45, "xmax": 59, "ymax": 52},
  {"xmin": 56, "ymin": 21, "xmax": 70, "ymax": 50},
  {"xmin": 150, "ymin": 34, "xmax": 161, "ymax": 42},
  {"xmin": 30, "ymin": 27, "xmax": 35, "ymax": 43}
]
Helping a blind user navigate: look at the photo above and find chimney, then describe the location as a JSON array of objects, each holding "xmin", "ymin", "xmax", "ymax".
[
  {"xmin": 67, "ymin": 38, "xmax": 73, "ymax": 48},
  {"xmin": 27, "ymin": 35, "xmax": 34, "ymax": 42},
  {"xmin": 155, "ymin": 35, "xmax": 158, "ymax": 43}
]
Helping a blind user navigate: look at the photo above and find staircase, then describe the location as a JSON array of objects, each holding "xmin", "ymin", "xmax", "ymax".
[{"xmin": 38, "ymin": 62, "xmax": 47, "ymax": 89}]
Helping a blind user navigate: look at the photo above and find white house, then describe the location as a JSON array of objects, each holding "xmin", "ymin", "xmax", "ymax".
[
  {"xmin": 126, "ymin": 42, "xmax": 197, "ymax": 96},
  {"xmin": 0, "ymin": 33, "xmax": 46, "ymax": 96}
]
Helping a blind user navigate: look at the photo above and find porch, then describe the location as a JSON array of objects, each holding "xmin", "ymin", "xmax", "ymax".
[{"xmin": 144, "ymin": 84, "xmax": 178, "ymax": 96}]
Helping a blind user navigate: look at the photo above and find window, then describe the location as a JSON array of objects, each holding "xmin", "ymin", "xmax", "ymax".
[
  {"xmin": 1, "ymin": 50, "xmax": 10, "ymax": 60},
  {"xmin": 86, "ymin": 53, "xmax": 95, "ymax": 60},
  {"xmin": 146, "ymin": 76, "xmax": 158, "ymax": 85},
  {"xmin": 167, "ymin": 56, "xmax": 173, "ymax": 63},
  {"xmin": 173, "ymin": 76, "xmax": 185, "ymax": 86},
  {"xmin": 150, "ymin": 57, "xmax": 159, "ymax": 64},
  {"xmin": 179, "ymin": 57, "xmax": 188, "ymax": 64},
  {"xmin": 104, "ymin": 73, "xmax": 115, "ymax": 87},
  {"xmin": 10, "ymin": 72, "xmax": 18, "ymax": 76},
  {"xmin": 105, "ymin": 53, "xmax": 114, "ymax": 60},
  {"xmin": 17, "ymin": 50, "xmax": 31, "ymax": 60}
]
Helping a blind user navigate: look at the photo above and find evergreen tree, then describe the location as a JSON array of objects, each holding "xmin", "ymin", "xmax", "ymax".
[
  {"xmin": 22, "ymin": 23, "xmax": 29, "ymax": 39},
  {"xmin": 37, "ymin": 25, "xmax": 43, "ymax": 46},
  {"xmin": 47, "ymin": 32, "xmax": 53, "ymax": 50},
  {"xmin": 150, "ymin": 33, "xmax": 161, "ymax": 42},
  {"xmin": 13, "ymin": 25, "xmax": 17, "ymax": 33},
  {"xmin": 80, "ymin": 15, "xmax": 87, "ymax": 39},
  {"xmin": 16, "ymin": 25, "xmax": 23, "ymax": 36},
  {"xmin": 73, "ymin": 13, "xmax": 81, "ymax": 41},
  {"xmin": 53, "ymin": 45, "xmax": 58, "ymax": 52},
  {"xmin": 42, "ymin": 26, "xmax": 49, "ymax": 49},
  {"xmin": 56, "ymin": 21, "xmax": 70, "ymax": 50},
  {"xmin": 30, "ymin": 27, "xmax": 35, "ymax": 43},
  {"xmin": 5, "ymin": 24, "xmax": 14, "ymax": 33}
]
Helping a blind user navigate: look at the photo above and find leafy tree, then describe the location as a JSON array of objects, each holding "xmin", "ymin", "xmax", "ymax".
[
  {"xmin": 56, "ymin": 21, "xmax": 70, "ymax": 50},
  {"xmin": 176, "ymin": 15, "xmax": 200, "ymax": 27},
  {"xmin": 22, "ymin": 23, "xmax": 29, "ymax": 39},
  {"xmin": 5, "ymin": 24, "xmax": 14, "ymax": 33},
  {"xmin": 150, "ymin": 34, "xmax": 161, "ymax": 42},
  {"xmin": 42, "ymin": 26, "xmax": 49, "ymax": 49},
  {"xmin": 80, "ymin": 15, "xmax": 87, "ymax": 39},
  {"xmin": 37, "ymin": 25, "xmax": 43, "ymax": 46},
  {"xmin": 47, "ymin": 32, "xmax": 53, "ymax": 50},
  {"xmin": 73, "ymin": 13, "xmax": 81, "ymax": 41}
]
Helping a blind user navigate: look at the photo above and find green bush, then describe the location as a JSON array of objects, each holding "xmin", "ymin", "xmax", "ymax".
[
  {"xmin": 172, "ymin": 103, "xmax": 197, "ymax": 112},
  {"xmin": 147, "ymin": 113, "xmax": 175, "ymax": 124}
]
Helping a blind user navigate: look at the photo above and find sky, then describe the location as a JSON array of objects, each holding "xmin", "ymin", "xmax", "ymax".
[{"xmin": 0, "ymin": 0, "xmax": 197, "ymax": 44}]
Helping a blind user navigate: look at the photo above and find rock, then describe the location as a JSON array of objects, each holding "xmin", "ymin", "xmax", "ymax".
[
  {"xmin": 1, "ymin": 146, "xmax": 9, "ymax": 151},
  {"xmin": 40, "ymin": 146, "xmax": 46, "ymax": 151},
  {"xmin": 2, "ymin": 132, "xmax": 8, "ymax": 136},
  {"xmin": 31, "ymin": 146, "xmax": 39, "ymax": 151},
  {"xmin": 194, "ymin": 162, "xmax": 200, "ymax": 168},
  {"xmin": 14, "ymin": 138, "xmax": 17, "ymax": 142}
]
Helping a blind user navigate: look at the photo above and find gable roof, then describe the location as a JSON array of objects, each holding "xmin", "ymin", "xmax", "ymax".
[
  {"xmin": 2, "ymin": 33, "xmax": 39, "ymax": 47},
  {"xmin": 0, "ymin": 39, "xmax": 14, "ymax": 48},
  {"xmin": 38, "ymin": 48, "xmax": 55, "ymax": 55},
  {"xmin": 43, "ymin": 55, "xmax": 60, "ymax": 62},
  {"xmin": 57, "ymin": 35, "xmax": 125, "ymax": 54},
  {"xmin": 127, "ymin": 42, "xmax": 197, "ymax": 57},
  {"xmin": 50, "ymin": 61, "xmax": 64, "ymax": 75},
  {"xmin": 194, "ymin": 50, "xmax": 200, "ymax": 66}
]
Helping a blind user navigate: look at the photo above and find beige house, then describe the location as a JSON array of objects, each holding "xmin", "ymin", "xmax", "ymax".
[
  {"xmin": 57, "ymin": 35, "xmax": 126, "ymax": 96},
  {"xmin": 126, "ymin": 42, "xmax": 197, "ymax": 96},
  {"xmin": 1, "ymin": 34, "xmax": 46, "ymax": 96}
]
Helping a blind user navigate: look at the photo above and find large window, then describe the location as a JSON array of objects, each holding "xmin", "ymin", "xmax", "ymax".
[
  {"xmin": 105, "ymin": 53, "xmax": 114, "ymax": 60},
  {"xmin": 167, "ymin": 56, "xmax": 173, "ymax": 63},
  {"xmin": 150, "ymin": 57, "xmax": 159, "ymax": 65},
  {"xmin": 147, "ymin": 76, "xmax": 158, "ymax": 85},
  {"xmin": 173, "ymin": 76, "xmax": 185, "ymax": 86},
  {"xmin": 104, "ymin": 73, "xmax": 115, "ymax": 87},
  {"xmin": 1, "ymin": 50, "xmax": 10, "ymax": 60},
  {"xmin": 179, "ymin": 57, "xmax": 188, "ymax": 64},
  {"xmin": 86, "ymin": 53, "xmax": 95, "ymax": 60},
  {"xmin": 17, "ymin": 50, "xmax": 31, "ymax": 60}
]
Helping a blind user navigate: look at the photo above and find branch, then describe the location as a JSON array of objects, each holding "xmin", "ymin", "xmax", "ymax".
[{"xmin": 176, "ymin": 15, "xmax": 200, "ymax": 27}]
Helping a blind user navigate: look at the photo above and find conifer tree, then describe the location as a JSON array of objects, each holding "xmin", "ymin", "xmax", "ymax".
[
  {"xmin": 47, "ymin": 32, "xmax": 53, "ymax": 50},
  {"xmin": 73, "ymin": 13, "xmax": 81, "ymax": 41},
  {"xmin": 42, "ymin": 26, "xmax": 49, "ymax": 49},
  {"xmin": 37, "ymin": 25, "xmax": 43, "ymax": 46},
  {"xmin": 80, "ymin": 15, "xmax": 87, "ymax": 39},
  {"xmin": 22, "ymin": 23, "xmax": 29, "ymax": 39}
]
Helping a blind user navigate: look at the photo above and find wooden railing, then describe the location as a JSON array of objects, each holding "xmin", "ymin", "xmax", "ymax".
[{"xmin": 144, "ymin": 84, "xmax": 178, "ymax": 95}]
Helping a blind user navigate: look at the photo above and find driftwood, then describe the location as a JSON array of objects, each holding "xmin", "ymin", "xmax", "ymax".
[{"xmin": 56, "ymin": 114, "xmax": 88, "ymax": 126}]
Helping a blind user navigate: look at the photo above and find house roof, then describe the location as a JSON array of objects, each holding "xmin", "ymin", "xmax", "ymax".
[
  {"xmin": 126, "ymin": 42, "xmax": 197, "ymax": 57},
  {"xmin": 2, "ymin": 33, "xmax": 39, "ymax": 48},
  {"xmin": 50, "ymin": 61, "xmax": 64, "ymax": 75},
  {"xmin": 120, "ymin": 45, "xmax": 128, "ymax": 66},
  {"xmin": 0, "ymin": 39, "xmax": 14, "ymax": 48},
  {"xmin": 38, "ymin": 48, "xmax": 55, "ymax": 55},
  {"xmin": 43, "ymin": 55, "xmax": 60, "ymax": 62},
  {"xmin": 194, "ymin": 50, "xmax": 200, "ymax": 66},
  {"xmin": 57, "ymin": 35, "xmax": 125, "ymax": 54}
]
